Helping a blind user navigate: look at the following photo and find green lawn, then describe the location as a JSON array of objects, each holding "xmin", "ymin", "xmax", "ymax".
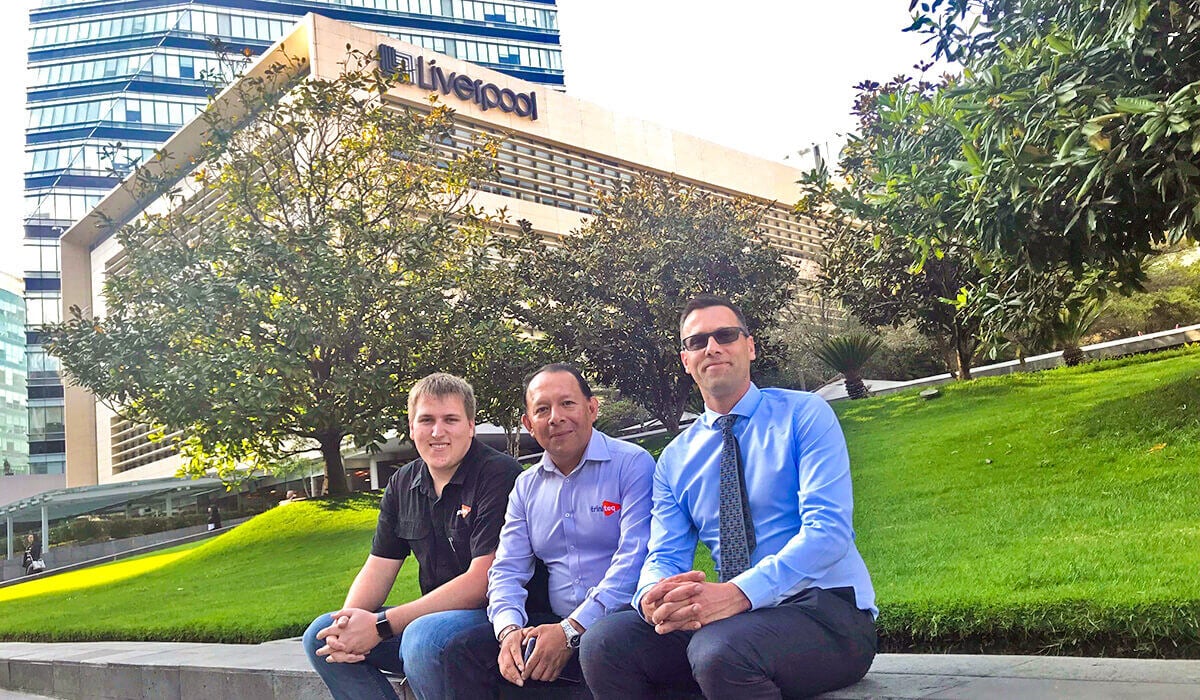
[
  {"xmin": 842, "ymin": 346, "xmax": 1200, "ymax": 656},
  {"xmin": 0, "ymin": 346, "xmax": 1196, "ymax": 656},
  {"xmin": 0, "ymin": 498, "xmax": 412, "ymax": 643}
]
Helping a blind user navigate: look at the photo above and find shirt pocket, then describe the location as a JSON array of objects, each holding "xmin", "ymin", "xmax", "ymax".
[
  {"xmin": 447, "ymin": 519, "xmax": 473, "ymax": 556},
  {"xmin": 393, "ymin": 517, "xmax": 431, "ymax": 542}
]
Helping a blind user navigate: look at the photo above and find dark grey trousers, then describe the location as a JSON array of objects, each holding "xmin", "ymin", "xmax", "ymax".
[{"xmin": 579, "ymin": 586, "xmax": 876, "ymax": 699}]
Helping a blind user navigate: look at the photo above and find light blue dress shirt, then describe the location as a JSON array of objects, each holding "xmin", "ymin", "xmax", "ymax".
[
  {"xmin": 488, "ymin": 429, "xmax": 654, "ymax": 636},
  {"xmin": 634, "ymin": 384, "xmax": 877, "ymax": 617}
]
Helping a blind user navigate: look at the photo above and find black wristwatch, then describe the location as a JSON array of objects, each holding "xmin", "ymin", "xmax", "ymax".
[{"xmin": 376, "ymin": 611, "xmax": 395, "ymax": 640}]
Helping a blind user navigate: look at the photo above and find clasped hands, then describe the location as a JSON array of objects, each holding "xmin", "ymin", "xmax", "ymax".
[
  {"xmin": 498, "ymin": 621, "xmax": 576, "ymax": 687},
  {"xmin": 315, "ymin": 607, "xmax": 385, "ymax": 664},
  {"xmin": 639, "ymin": 570, "xmax": 751, "ymax": 634}
]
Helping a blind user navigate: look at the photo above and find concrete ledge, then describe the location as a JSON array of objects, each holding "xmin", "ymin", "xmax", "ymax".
[{"xmin": 2, "ymin": 642, "xmax": 1200, "ymax": 699}]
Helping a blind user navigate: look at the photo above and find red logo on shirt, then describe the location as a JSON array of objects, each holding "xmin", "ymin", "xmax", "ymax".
[{"xmin": 601, "ymin": 501, "xmax": 621, "ymax": 517}]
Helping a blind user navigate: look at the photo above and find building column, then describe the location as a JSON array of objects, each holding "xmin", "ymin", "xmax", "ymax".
[
  {"xmin": 5, "ymin": 515, "xmax": 11, "ymax": 560},
  {"xmin": 165, "ymin": 494, "xmax": 174, "ymax": 517},
  {"xmin": 41, "ymin": 504, "xmax": 49, "ymax": 552},
  {"xmin": 369, "ymin": 457, "xmax": 380, "ymax": 491}
]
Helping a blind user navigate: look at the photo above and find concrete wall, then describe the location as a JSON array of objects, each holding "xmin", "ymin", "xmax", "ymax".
[
  {"xmin": 0, "ymin": 474, "xmax": 65, "ymax": 507},
  {"xmin": 1, "ymin": 521, "xmax": 220, "ymax": 581}
]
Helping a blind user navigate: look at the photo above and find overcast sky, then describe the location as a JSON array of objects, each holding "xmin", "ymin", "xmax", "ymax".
[{"xmin": 0, "ymin": 1, "xmax": 936, "ymax": 277}]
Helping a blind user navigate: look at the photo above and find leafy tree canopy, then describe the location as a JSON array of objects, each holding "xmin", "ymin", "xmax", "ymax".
[
  {"xmin": 45, "ymin": 49, "xmax": 504, "ymax": 494},
  {"xmin": 904, "ymin": 0, "xmax": 1200, "ymax": 279},
  {"xmin": 507, "ymin": 175, "xmax": 797, "ymax": 432}
]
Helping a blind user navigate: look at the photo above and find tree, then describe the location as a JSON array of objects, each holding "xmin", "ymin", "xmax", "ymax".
[
  {"xmin": 799, "ymin": 78, "xmax": 991, "ymax": 379},
  {"xmin": 44, "ymin": 48, "xmax": 500, "ymax": 495},
  {"xmin": 905, "ymin": 0, "xmax": 1200, "ymax": 284},
  {"xmin": 812, "ymin": 334, "xmax": 883, "ymax": 400},
  {"xmin": 507, "ymin": 176, "xmax": 796, "ymax": 433}
]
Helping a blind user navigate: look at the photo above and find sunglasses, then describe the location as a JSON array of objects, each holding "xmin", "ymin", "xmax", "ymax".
[{"xmin": 681, "ymin": 326, "xmax": 748, "ymax": 352}]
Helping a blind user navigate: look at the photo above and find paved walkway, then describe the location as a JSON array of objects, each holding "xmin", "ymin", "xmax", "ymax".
[{"xmin": 2, "ymin": 640, "xmax": 1199, "ymax": 699}]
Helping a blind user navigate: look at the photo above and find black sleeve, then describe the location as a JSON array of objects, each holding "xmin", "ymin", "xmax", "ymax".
[
  {"xmin": 468, "ymin": 456, "xmax": 522, "ymax": 558},
  {"xmin": 370, "ymin": 472, "xmax": 412, "ymax": 561}
]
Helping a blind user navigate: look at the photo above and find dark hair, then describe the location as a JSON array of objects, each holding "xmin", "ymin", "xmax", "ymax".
[
  {"xmin": 679, "ymin": 294, "xmax": 749, "ymax": 335},
  {"xmin": 523, "ymin": 363, "xmax": 594, "ymax": 405}
]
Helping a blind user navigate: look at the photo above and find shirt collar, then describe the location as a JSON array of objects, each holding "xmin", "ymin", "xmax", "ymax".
[
  {"xmin": 410, "ymin": 438, "xmax": 482, "ymax": 496},
  {"xmin": 536, "ymin": 428, "xmax": 610, "ymax": 474},
  {"xmin": 699, "ymin": 383, "xmax": 762, "ymax": 429}
]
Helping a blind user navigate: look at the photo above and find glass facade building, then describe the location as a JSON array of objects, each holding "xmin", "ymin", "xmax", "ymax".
[
  {"xmin": 26, "ymin": 0, "xmax": 563, "ymax": 476},
  {"xmin": 0, "ymin": 274, "xmax": 29, "ymax": 476}
]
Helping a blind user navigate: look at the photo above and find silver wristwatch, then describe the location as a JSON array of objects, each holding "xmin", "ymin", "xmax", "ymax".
[{"xmin": 560, "ymin": 618, "xmax": 582, "ymax": 649}]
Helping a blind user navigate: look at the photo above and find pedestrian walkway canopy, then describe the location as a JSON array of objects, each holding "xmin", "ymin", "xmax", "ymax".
[{"xmin": 1, "ymin": 476, "xmax": 225, "ymax": 528}]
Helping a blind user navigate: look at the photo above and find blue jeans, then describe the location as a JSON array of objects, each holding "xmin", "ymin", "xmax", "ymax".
[{"xmin": 303, "ymin": 607, "xmax": 489, "ymax": 700}]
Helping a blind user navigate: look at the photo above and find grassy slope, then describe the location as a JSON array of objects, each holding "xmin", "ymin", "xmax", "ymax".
[
  {"xmin": 0, "ymin": 497, "xmax": 417, "ymax": 643},
  {"xmin": 841, "ymin": 346, "xmax": 1200, "ymax": 655},
  {"xmin": 0, "ymin": 347, "xmax": 1195, "ymax": 655}
]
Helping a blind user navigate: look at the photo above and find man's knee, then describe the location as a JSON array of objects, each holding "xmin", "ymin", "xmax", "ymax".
[
  {"xmin": 580, "ymin": 610, "xmax": 644, "ymax": 672},
  {"xmin": 303, "ymin": 613, "xmax": 336, "ymax": 661},
  {"xmin": 686, "ymin": 627, "xmax": 758, "ymax": 688},
  {"xmin": 400, "ymin": 612, "xmax": 473, "ymax": 671}
]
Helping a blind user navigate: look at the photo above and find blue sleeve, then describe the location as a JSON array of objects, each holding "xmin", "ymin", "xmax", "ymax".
[
  {"xmin": 731, "ymin": 398, "xmax": 855, "ymax": 609},
  {"xmin": 486, "ymin": 476, "xmax": 533, "ymax": 636},
  {"xmin": 632, "ymin": 450, "xmax": 699, "ymax": 618}
]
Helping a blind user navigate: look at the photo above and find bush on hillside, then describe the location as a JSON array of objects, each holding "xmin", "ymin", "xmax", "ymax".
[
  {"xmin": 863, "ymin": 323, "xmax": 950, "ymax": 380},
  {"xmin": 1092, "ymin": 258, "xmax": 1200, "ymax": 339},
  {"xmin": 595, "ymin": 398, "xmax": 653, "ymax": 434}
]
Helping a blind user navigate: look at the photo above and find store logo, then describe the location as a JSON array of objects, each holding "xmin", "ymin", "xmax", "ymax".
[
  {"xmin": 589, "ymin": 501, "xmax": 621, "ymax": 517},
  {"xmin": 379, "ymin": 44, "xmax": 539, "ymax": 121}
]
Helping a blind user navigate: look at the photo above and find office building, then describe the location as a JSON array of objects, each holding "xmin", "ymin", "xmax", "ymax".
[
  {"xmin": 0, "ymin": 274, "xmax": 29, "ymax": 476},
  {"xmin": 26, "ymin": 0, "xmax": 564, "ymax": 476},
  {"xmin": 61, "ymin": 14, "xmax": 823, "ymax": 487}
]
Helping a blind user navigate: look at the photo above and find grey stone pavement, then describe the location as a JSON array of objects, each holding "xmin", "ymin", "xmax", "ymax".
[{"xmin": 2, "ymin": 639, "xmax": 1200, "ymax": 699}]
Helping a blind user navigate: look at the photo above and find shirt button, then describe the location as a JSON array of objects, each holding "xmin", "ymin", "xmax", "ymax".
[
  {"xmin": 569, "ymin": 545, "xmax": 576, "ymax": 551},
  {"xmin": 564, "ymin": 513, "xmax": 572, "ymax": 518}
]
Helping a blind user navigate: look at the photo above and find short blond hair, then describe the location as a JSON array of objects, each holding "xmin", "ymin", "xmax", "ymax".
[{"xmin": 407, "ymin": 372, "xmax": 476, "ymax": 423}]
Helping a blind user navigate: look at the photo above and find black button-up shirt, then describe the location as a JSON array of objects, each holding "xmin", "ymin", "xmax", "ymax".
[{"xmin": 371, "ymin": 438, "xmax": 521, "ymax": 595}]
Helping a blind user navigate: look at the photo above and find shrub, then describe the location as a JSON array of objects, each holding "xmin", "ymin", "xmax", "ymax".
[
  {"xmin": 595, "ymin": 398, "xmax": 653, "ymax": 434},
  {"xmin": 863, "ymin": 323, "xmax": 950, "ymax": 380},
  {"xmin": 107, "ymin": 518, "xmax": 134, "ymax": 540}
]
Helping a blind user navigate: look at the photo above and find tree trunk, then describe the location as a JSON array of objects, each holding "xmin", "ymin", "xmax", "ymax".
[
  {"xmin": 1062, "ymin": 344, "xmax": 1084, "ymax": 367},
  {"xmin": 655, "ymin": 400, "xmax": 682, "ymax": 435},
  {"xmin": 503, "ymin": 425, "xmax": 522, "ymax": 458},
  {"xmin": 952, "ymin": 322, "xmax": 975, "ymax": 381},
  {"xmin": 319, "ymin": 436, "xmax": 349, "ymax": 497},
  {"xmin": 845, "ymin": 373, "xmax": 869, "ymax": 400}
]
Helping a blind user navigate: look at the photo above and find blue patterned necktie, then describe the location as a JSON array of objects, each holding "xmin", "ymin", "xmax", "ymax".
[{"xmin": 717, "ymin": 414, "xmax": 752, "ymax": 582}]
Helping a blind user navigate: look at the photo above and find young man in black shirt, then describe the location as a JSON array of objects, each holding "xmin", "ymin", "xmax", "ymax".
[{"xmin": 303, "ymin": 373, "xmax": 521, "ymax": 700}]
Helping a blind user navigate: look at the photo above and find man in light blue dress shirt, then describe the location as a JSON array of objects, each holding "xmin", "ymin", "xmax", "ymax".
[
  {"xmin": 429, "ymin": 363, "xmax": 655, "ymax": 698},
  {"xmin": 580, "ymin": 295, "xmax": 877, "ymax": 699}
]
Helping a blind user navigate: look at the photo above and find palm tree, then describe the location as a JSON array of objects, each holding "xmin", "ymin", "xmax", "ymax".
[
  {"xmin": 1054, "ymin": 298, "xmax": 1104, "ymax": 367},
  {"xmin": 813, "ymin": 333, "xmax": 883, "ymax": 400}
]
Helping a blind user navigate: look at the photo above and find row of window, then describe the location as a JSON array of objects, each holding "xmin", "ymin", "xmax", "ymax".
[
  {"xmin": 28, "ymin": 142, "xmax": 161, "ymax": 178},
  {"xmin": 32, "ymin": 51, "xmax": 226, "ymax": 88},
  {"xmin": 29, "ymin": 405, "xmax": 64, "ymax": 438},
  {"xmin": 32, "ymin": 9, "xmax": 561, "ymax": 72},
  {"xmin": 29, "ymin": 95, "xmax": 205, "ymax": 130},
  {"xmin": 31, "ymin": 10, "xmax": 183, "ymax": 48},
  {"xmin": 35, "ymin": 0, "xmax": 557, "ymax": 30},
  {"xmin": 25, "ymin": 292, "xmax": 61, "ymax": 327},
  {"xmin": 27, "ymin": 349, "xmax": 61, "ymax": 378},
  {"xmin": 27, "ymin": 456, "xmax": 65, "ymax": 475},
  {"xmin": 389, "ymin": 30, "xmax": 561, "ymax": 70},
  {"xmin": 26, "ymin": 190, "xmax": 104, "ymax": 224}
]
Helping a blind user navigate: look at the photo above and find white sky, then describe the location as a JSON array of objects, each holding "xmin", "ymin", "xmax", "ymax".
[{"xmin": 0, "ymin": 0, "xmax": 936, "ymax": 277}]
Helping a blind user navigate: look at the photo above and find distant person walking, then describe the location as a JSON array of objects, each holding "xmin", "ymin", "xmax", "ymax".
[
  {"xmin": 207, "ymin": 505, "xmax": 222, "ymax": 531},
  {"xmin": 22, "ymin": 533, "xmax": 44, "ymax": 576}
]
